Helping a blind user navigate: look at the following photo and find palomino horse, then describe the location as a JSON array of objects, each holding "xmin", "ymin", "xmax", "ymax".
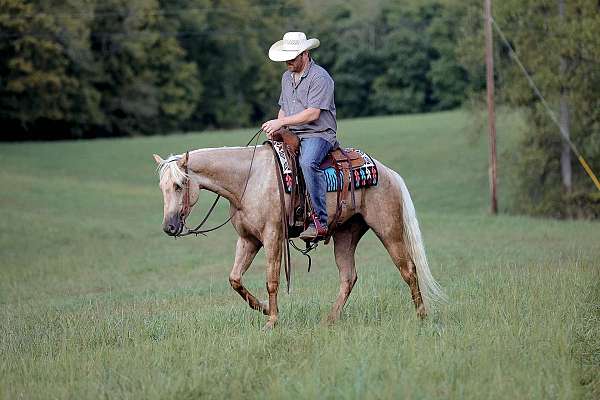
[{"xmin": 153, "ymin": 144, "xmax": 445, "ymax": 329}]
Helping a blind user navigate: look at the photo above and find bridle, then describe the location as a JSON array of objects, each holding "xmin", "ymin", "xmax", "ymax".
[
  {"xmin": 180, "ymin": 151, "xmax": 191, "ymax": 221},
  {"xmin": 170, "ymin": 127, "xmax": 302, "ymax": 292},
  {"xmin": 175, "ymin": 128, "xmax": 263, "ymax": 237}
]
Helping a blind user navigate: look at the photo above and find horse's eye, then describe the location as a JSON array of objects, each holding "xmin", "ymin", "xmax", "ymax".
[{"xmin": 174, "ymin": 184, "xmax": 182, "ymax": 191}]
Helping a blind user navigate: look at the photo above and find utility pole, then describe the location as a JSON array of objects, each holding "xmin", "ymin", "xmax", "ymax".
[
  {"xmin": 558, "ymin": 0, "xmax": 572, "ymax": 194},
  {"xmin": 485, "ymin": 0, "xmax": 498, "ymax": 214}
]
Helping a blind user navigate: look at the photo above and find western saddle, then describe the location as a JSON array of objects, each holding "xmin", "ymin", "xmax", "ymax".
[{"xmin": 269, "ymin": 128, "xmax": 367, "ymax": 243}]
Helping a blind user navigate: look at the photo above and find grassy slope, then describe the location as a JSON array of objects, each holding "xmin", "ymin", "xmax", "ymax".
[{"xmin": 0, "ymin": 110, "xmax": 598, "ymax": 399}]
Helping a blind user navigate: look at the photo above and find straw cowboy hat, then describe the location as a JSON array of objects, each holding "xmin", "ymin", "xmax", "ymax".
[{"xmin": 268, "ymin": 32, "xmax": 320, "ymax": 62}]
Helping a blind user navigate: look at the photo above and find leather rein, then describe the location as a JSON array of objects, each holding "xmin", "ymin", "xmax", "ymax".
[{"xmin": 176, "ymin": 128, "xmax": 263, "ymax": 237}]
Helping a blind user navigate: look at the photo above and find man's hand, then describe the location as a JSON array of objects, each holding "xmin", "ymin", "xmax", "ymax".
[{"xmin": 262, "ymin": 118, "xmax": 285, "ymax": 139}]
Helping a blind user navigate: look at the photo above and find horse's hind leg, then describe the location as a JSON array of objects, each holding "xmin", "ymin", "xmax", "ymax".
[
  {"xmin": 381, "ymin": 237, "xmax": 426, "ymax": 318},
  {"xmin": 363, "ymin": 167, "xmax": 433, "ymax": 318},
  {"xmin": 229, "ymin": 236, "xmax": 269, "ymax": 315},
  {"xmin": 327, "ymin": 218, "xmax": 369, "ymax": 323}
]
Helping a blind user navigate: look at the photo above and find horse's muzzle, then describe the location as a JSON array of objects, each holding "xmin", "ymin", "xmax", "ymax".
[{"xmin": 163, "ymin": 214, "xmax": 184, "ymax": 236}]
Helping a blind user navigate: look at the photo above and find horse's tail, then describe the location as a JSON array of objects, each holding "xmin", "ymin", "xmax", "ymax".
[{"xmin": 395, "ymin": 172, "xmax": 447, "ymax": 312}]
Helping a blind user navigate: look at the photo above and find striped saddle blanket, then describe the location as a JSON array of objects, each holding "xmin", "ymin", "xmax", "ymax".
[{"xmin": 270, "ymin": 141, "xmax": 378, "ymax": 193}]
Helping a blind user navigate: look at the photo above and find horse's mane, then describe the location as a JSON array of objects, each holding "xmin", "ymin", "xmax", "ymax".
[{"xmin": 156, "ymin": 154, "xmax": 189, "ymax": 186}]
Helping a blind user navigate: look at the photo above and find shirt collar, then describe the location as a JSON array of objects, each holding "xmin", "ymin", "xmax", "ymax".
[
  {"xmin": 289, "ymin": 60, "xmax": 314, "ymax": 85},
  {"xmin": 301, "ymin": 59, "xmax": 314, "ymax": 78}
]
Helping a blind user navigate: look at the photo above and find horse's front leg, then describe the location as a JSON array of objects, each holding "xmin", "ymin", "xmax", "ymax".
[
  {"xmin": 263, "ymin": 230, "xmax": 282, "ymax": 329},
  {"xmin": 229, "ymin": 236, "xmax": 269, "ymax": 315}
]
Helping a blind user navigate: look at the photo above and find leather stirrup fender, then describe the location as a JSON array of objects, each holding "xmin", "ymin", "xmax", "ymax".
[{"xmin": 266, "ymin": 142, "xmax": 292, "ymax": 293}]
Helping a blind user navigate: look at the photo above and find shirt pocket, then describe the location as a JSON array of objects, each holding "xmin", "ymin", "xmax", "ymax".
[
  {"xmin": 279, "ymin": 95, "xmax": 291, "ymax": 114},
  {"xmin": 295, "ymin": 84, "xmax": 310, "ymax": 108},
  {"xmin": 278, "ymin": 95, "xmax": 286, "ymax": 108}
]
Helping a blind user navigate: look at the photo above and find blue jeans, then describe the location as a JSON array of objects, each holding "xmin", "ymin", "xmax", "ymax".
[{"xmin": 299, "ymin": 137, "xmax": 333, "ymax": 227}]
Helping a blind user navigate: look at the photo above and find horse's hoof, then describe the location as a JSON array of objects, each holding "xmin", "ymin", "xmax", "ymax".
[
  {"xmin": 259, "ymin": 300, "xmax": 270, "ymax": 316},
  {"xmin": 324, "ymin": 314, "xmax": 338, "ymax": 325},
  {"xmin": 262, "ymin": 318, "xmax": 277, "ymax": 330}
]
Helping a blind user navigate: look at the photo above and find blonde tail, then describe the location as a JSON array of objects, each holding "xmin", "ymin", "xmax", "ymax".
[{"xmin": 396, "ymin": 173, "xmax": 447, "ymax": 312}]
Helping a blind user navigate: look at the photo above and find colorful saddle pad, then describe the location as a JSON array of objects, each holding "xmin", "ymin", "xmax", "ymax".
[{"xmin": 270, "ymin": 141, "xmax": 378, "ymax": 193}]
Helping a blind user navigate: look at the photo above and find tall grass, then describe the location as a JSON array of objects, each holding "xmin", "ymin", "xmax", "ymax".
[{"xmin": 1, "ymin": 110, "xmax": 598, "ymax": 399}]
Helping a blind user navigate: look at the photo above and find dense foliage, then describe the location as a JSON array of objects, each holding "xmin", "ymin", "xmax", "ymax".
[
  {"xmin": 458, "ymin": 0, "xmax": 600, "ymax": 218},
  {"xmin": 0, "ymin": 0, "xmax": 472, "ymax": 139},
  {"xmin": 3, "ymin": 0, "xmax": 597, "ymax": 218}
]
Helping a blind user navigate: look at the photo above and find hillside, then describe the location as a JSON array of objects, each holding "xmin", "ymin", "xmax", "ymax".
[{"xmin": 1, "ymin": 110, "xmax": 598, "ymax": 399}]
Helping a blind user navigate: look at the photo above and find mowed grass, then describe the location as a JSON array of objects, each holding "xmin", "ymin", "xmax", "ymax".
[{"xmin": 1, "ymin": 110, "xmax": 598, "ymax": 399}]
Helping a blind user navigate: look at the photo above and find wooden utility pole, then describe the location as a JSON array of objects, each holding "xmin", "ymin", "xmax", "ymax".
[
  {"xmin": 485, "ymin": 0, "xmax": 498, "ymax": 214},
  {"xmin": 558, "ymin": 0, "xmax": 572, "ymax": 194}
]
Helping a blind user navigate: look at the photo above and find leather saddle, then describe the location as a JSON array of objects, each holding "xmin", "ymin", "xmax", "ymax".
[{"xmin": 270, "ymin": 128, "xmax": 366, "ymax": 241}]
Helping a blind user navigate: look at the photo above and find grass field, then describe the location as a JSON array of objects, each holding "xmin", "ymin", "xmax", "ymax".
[{"xmin": 1, "ymin": 110, "xmax": 598, "ymax": 399}]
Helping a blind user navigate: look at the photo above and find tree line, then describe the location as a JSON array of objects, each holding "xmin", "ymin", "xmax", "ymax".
[
  {"xmin": 1, "ymin": 0, "xmax": 598, "ymax": 217},
  {"xmin": 0, "ymin": 0, "xmax": 474, "ymax": 140}
]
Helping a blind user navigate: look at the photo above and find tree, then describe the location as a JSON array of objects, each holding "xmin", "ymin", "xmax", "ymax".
[
  {"xmin": 0, "ymin": 0, "xmax": 200, "ymax": 139},
  {"xmin": 162, "ymin": 0, "xmax": 289, "ymax": 129},
  {"xmin": 308, "ymin": 1, "xmax": 384, "ymax": 118},
  {"xmin": 90, "ymin": 0, "xmax": 200, "ymax": 136},
  {"xmin": 0, "ymin": 0, "xmax": 82, "ymax": 139},
  {"xmin": 427, "ymin": 1, "xmax": 471, "ymax": 110},
  {"xmin": 371, "ymin": 0, "xmax": 471, "ymax": 115},
  {"xmin": 0, "ymin": 0, "xmax": 476, "ymax": 139},
  {"xmin": 458, "ymin": 0, "xmax": 600, "ymax": 218}
]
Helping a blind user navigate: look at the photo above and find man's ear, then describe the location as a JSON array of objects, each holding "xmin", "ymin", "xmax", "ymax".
[{"xmin": 153, "ymin": 154, "xmax": 164, "ymax": 165}]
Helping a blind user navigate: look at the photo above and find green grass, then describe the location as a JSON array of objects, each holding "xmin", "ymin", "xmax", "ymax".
[{"xmin": 0, "ymin": 110, "xmax": 598, "ymax": 399}]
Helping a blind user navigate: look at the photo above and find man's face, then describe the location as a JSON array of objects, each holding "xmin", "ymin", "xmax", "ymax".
[{"xmin": 286, "ymin": 52, "xmax": 306, "ymax": 73}]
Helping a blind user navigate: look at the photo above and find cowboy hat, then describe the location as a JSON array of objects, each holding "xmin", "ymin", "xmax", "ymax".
[{"xmin": 268, "ymin": 32, "xmax": 320, "ymax": 62}]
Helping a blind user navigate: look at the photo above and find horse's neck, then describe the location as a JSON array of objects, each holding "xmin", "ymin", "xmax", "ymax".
[{"xmin": 187, "ymin": 146, "xmax": 258, "ymax": 207}]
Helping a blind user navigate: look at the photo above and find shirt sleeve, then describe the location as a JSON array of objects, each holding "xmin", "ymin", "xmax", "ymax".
[{"xmin": 307, "ymin": 75, "xmax": 334, "ymax": 110}]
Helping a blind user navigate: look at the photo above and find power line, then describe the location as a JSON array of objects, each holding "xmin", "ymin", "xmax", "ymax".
[
  {"xmin": 490, "ymin": 17, "xmax": 600, "ymax": 191},
  {"xmin": 1, "ymin": 4, "xmax": 290, "ymax": 19},
  {"xmin": 0, "ymin": 20, "xmax": 371, "ymax": 41},
  {"xmin": 0, "ymin": 26, "xmax": 275, "ymax": 40}
]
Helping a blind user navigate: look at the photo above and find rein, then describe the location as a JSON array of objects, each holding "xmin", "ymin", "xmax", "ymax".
[
  {"xmin": 177, "ymin": 128, "xmax": 263, "ymax": 237},
  {"xmin": 172, "ymin": 128, "xmax": 309, "ymax": 293}
]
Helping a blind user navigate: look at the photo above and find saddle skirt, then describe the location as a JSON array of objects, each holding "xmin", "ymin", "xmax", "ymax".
[
  {"xmin": 270, "ymin": 141, "xmax": 378, "ymax": 194},
  {"xmin": 266, "ymin": 133, "xmax": 379, "ymax": 292}
]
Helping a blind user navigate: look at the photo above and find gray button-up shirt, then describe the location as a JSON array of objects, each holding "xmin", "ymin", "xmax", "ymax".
[{"xmin": 278, "ymin": 60, "xmax": 338, "ymax": 147}]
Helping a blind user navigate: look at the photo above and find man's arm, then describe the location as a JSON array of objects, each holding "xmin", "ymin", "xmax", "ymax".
[
  {"xmin": 279, "ymin": 108, "xmax": 320, "ymax": 126},
  {"xmin": 263, "ymin": 108, "xmax": 321, "ymax": 136}
]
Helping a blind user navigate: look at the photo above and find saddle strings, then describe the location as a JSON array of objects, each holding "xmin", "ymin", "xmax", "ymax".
[
  {"xmin": 179, "ymin": 128, "xmax": 263, "ymax": 236},
  {"xmin": 288, "ymin": 240, "xmax": 318, "ymax": 272}
]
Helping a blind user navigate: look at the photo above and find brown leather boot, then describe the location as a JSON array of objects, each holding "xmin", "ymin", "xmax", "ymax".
[{"xmin": 299, "ymin": 223, "xmax": 328, "ymax": 242}]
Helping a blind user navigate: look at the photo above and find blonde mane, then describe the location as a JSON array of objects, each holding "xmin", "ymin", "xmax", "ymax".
[{"xmin": 156, "ymin": 154, "xmax": 190, "ymax": 186}]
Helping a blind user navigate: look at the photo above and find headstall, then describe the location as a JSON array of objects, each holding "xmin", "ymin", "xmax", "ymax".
[{"xmin": 175, "ymin": 129, "xmax": 263, "ymax": 237}]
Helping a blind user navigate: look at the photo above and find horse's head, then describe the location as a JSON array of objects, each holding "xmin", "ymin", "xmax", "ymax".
[{"xmin": 153, "ymin": 153, "xmax": 201, "ymax": 236}]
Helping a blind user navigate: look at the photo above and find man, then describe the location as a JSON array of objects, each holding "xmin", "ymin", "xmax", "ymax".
[{"xmin": 262, "ymin": 31, "xmax": 338, "ymax": 242}]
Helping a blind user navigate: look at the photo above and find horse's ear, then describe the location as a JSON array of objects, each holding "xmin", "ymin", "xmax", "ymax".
[
  {"xmin": 153, "ymin": 154, "xmax": 164, "ymax": 165},
  {"xmin": 177, "ymin": 152, "xmax": 189, "ymax": 168}
]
